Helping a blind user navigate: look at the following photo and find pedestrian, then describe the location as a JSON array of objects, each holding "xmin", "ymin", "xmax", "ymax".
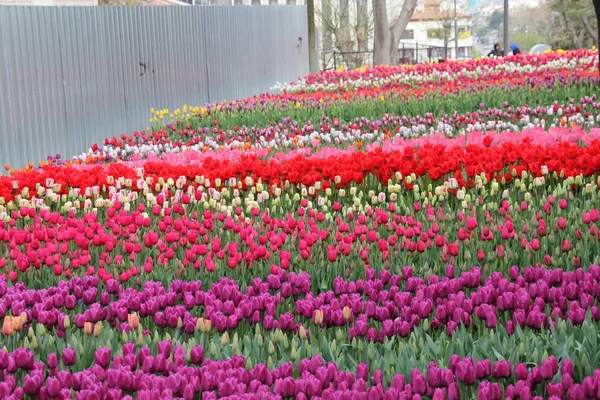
[
  {"xmin": 487, "ymin": 43, "xmax": 503, "ymax": 57},
  {"xmin": 510, "ymin": 43, "xmax": 522, "ymax": 55}
]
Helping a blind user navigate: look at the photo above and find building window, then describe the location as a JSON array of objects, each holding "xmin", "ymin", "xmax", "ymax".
[
  {"xmin": 427, "ymin": 29, "xmax": 444, "ymax": 39},
  {"xmin": 458, "ymin": 28, "xmax": 471, "ymax": 39},
  {"xmin": 402, "ymin": 29, "xmax": 414, "ymax": 40}
]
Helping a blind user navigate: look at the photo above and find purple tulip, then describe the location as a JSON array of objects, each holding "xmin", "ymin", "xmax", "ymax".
[
  {"xmin": 45, "ymin": 377, "xmax": 61, "ymax": 397},
  {"xmin": 356, "ymin": 363, "xmax": 369, "ymax": 382},
  {"xmin": 23, "ymin": 374, "xmax": 40, "ymax": 396},
  {"xmin": 411, "ymin": 371, "xmax": 427, "ymax": 395},
  {"xmin": 475, "ymin": 360, "xmax": 491, "ymax": 379},
  {"xmin": 567, "ymin": 384, "xmax": 584, "ymax": 399},
  {"xmin": 562, "ymin": 359, "xmax": 575, "ymax": 377},
  {"xmin": 547, "ymin": 382, "xmax": 563, "ymax": 397},
  {"xmin": 540, "ymin": 359, "xmax": 555, "ymax": 380},
  {"xmin": 94, "ymin": 348, "xmax": 111, "ymax": 369},
  {"xmin": 492, "ymin": 360, "xmax": 511, "ymax": 379},
  {"xmin": 455, "ymin": 360, "xmax": 476, "ymax": 386},
  {"xmin": 157, "ymin": 341, "xmax": 172, "ymax": 359},
  {"xmin": 190, "ymin": 346, "xmax": 204, "ymax": 365},
  {"xmin": 427, "ymin": 364, "xmax": 442, "ymax": 388},
  {"xmin": 391, "ymin": 374, "xmax": 405, "ymax": 391},
  {"xmin": 47, "ymin": 353, "xmax": 58, "ymax": 370},
  {"xmin": 62, "ymin": 348, "xmax": 76, "ymax": 367}
]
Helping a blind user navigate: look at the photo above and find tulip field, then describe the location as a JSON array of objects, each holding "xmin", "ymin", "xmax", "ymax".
[{"xmin": 2, "ymin": 49, "xmax": 600, "ymax": 399}]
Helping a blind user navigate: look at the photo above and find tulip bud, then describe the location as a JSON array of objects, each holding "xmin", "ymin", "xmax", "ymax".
[
  {"xmin": 343, "ymin": 306, "xmax": 351, "ymax": 321},
  {"xmin": 268, "ymin": 341, "xmax": 275, "ymax": 355},
  {"xmin": 221, "ymin": 332, "xmax": 229, "ymax": 346},
  {"xmin": 315, "ymin": 310, "xmax": 324, "ymax": 325},
  {"xmin": 290, "ymin": 345, "xmax": 297, "ymax": 362},
  {"xmin": 299, "ymin": 326, "xmax": 307, "ymax": 340},
  {"xmin": 423, "ymin": 319, "xmax": 430, "ymax": 332}
]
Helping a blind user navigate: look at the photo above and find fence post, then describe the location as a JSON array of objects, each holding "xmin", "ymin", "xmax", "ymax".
[
  {"xmin": 416, "ymin": 43, "xmax": 419, "ymax": 64},
  {"xmin": 333, "ymin": 53, "xmax": 337, "ymax": 70}
]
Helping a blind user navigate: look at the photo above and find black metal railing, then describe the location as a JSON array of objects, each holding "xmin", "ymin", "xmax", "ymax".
[{"xmin": 332, "ymin": 43, "xmax": 452, "ymax": 70}]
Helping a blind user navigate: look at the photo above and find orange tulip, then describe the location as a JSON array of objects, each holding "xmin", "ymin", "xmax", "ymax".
[
  {"xmin": 2, "ymin": 319, "xmax": 13, "ymax": 336},
  {"xmin": 128, "ymin": 314, "xmax": 140, "ymax": 329},
  {"xmin": 11, "ymin": 317, "xmax": 23, "ymax": 332}
]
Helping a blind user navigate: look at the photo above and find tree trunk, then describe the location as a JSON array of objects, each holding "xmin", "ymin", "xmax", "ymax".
[
  {"xmin": 372, "ymin": 0, "xmax": 391, "ymax": 65},
  {"xmin": 388, "ymin": 0, "xmax": 418, "ymax": 65},
  {"xmin": 594, "ymin": 0, "xmax": 600, "ymax": 69},
  {"xmin": 582, "ymin": 16, "xmax": 598, "ymax": 43},
  {"xmin": 307, "ymin": 0, "xmax": 319, "ymax": 73},
  {"xmin": 338, "ymin": 0, "xmax": 355, "ymax": 68},
  {"xmin": 321, "ymin": 0, "xmax": 333, "ymax": 69},
  {"xmin": 251, "ymin": 0, "xmax": 260, "ymax": 4},
  {"xmin": 356, "ymin": 0, "xmax": 369, "ymax": 66},
  {"xmin": 558, "ymin": 0, "xmax": 573, "ymax": 48}
]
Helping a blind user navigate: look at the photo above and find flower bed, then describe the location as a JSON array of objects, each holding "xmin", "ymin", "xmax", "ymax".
[{"xmin": 1, "ymin": 50, "xmax": 600, "ymax": 399}]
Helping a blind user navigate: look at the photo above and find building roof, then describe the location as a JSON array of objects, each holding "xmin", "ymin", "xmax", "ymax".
[{"xmin": 411, "ymin": 0, "xmax": 471, "ymax": 22}]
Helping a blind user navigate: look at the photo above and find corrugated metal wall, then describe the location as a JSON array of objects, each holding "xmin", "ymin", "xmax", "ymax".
[{"xmin": 0, "ymin": 6, "xmax": 308, "ymax": 169}]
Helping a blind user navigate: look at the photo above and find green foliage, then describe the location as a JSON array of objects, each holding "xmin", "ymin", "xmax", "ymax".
[
  {"xmin": 545, "ymin": 0, "xmax": 597, "ymax": 49},
  {"xmin": 511, "ymin": 32, "xmax": 546, "ymax": 52},
  {"xmin": 489, "ymin": 10, "xmax": 503, "ymax": 31}
]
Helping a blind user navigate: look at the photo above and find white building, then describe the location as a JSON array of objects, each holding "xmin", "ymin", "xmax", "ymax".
[{"xmin": 399, "ymin": 0, "xmax": 473, "ymax": 61}]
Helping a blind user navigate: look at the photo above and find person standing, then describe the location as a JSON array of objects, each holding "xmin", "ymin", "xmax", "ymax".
[
  {"xmin": 510, "ymin": 44, "xmax": 522, "ymax": 55},
  {"xmin": 487, "ymin": 43, "xmax": 504, "ymax": 57}
]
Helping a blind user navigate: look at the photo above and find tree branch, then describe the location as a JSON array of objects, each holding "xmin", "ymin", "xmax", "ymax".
[{"xmin": 582, "ymin": 15, "xmax": 598, "ymax": 42}]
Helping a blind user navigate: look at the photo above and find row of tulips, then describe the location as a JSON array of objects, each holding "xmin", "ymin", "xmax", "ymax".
[
  {"xmin": 2, "ymin": 263, "xmax": 600, "ymax": 343},
  {"xmin": 4, "ymin": 127, "xmax": 600, "ymax": 202},
  {"xmin": 173, "ymin": 52, "xmax": 599, "ymax": 135},
  {"xmin": 84, "ymin": 95, "xmax": 600, "ymax": 163},
  {"xmin": 0, "ymin": 343, "xmax": 598, "ymax": 399},
  {"xmin": 273, "ymin": 50, "xmax": 598, "ymax": 93}
]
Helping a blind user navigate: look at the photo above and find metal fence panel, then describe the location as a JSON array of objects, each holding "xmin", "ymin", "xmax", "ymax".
[{"xmin": 0, "ymin": 5, "xmax": 308, "ymax": 169}]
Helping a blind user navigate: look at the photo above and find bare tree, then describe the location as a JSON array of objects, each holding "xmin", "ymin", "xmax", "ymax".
[
  {"xmin": 372, "ymin": 0, "xmax": 418, "ymax": 66},
  {"xmin": 321, "ymin": 0, "xmax": 334, "ymax": 69},
  {"xmin": 318, "ymin": 0, "xmax": 374, "ymax": 69},
  {"xmin": 356, "ymin": 0, "xmax": 370, "ymax": 54},
  {"xmin": 594, "ymin": 0, "xmax": 600, "ymax": 68}
]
